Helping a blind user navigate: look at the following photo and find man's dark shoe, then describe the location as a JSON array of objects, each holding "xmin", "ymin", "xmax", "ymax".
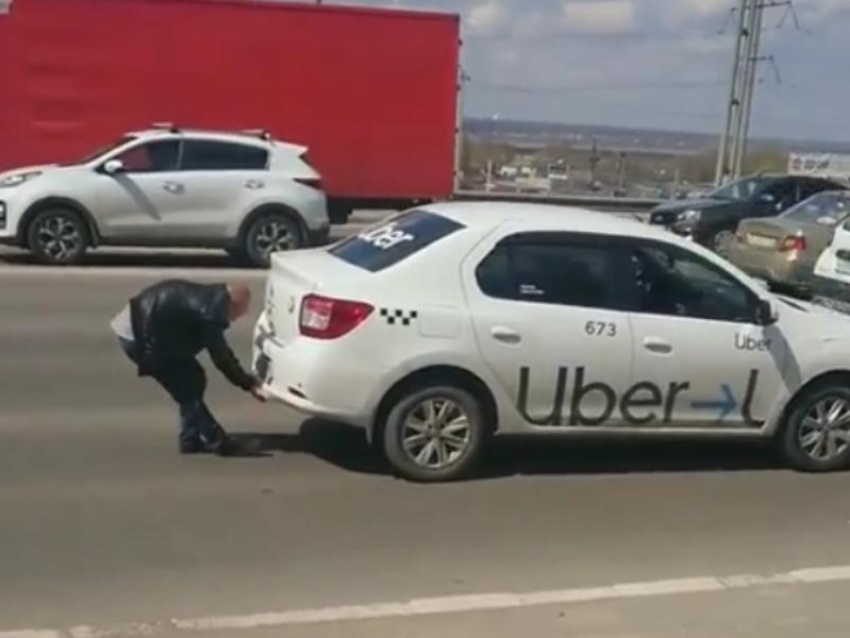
[
  {"xmin": 213, "ymin": 435, "xmax": 266, "ymax": 458},
  {"xmin": 179, "ymin": 439, "xmax": 204, "ymax": 455}
]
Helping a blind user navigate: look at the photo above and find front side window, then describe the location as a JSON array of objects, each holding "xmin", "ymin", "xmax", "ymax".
[
  {"xmin": 181, "ymin": 140, "xmax": 269, "ymax": 171},
  {"xmin": 630, "ymin": 244, "xmax": 756, "ymax": 322},
  {"xmin": 113, "ymin": 140, "xmax": 180, "ymax": 173},
  {"xmin": 710, "ymin": 176, "xmax": 773, "ymax": 201},
  {"xmin": 762, "ymin": 179, "xmax": 801, "ymax": 209},
  {"xmin": 476, "ymin": 236, "xmax": 629, "ymax": 310}
]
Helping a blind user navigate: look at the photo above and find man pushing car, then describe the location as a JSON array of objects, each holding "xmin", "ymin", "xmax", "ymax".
[{"xmin": 111, "ymin": 279, "xmax": 266, "ymax": 455}]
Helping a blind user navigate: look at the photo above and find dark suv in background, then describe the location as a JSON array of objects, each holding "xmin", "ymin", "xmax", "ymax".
[{"xmin": 648, "ymin": 174, "xmax": 846, "ymax": 256}]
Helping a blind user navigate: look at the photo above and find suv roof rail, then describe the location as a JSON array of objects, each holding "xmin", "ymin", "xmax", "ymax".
[
  {"xmin": 241, "ymin": 128, "xmax": 272, "ymax": 141},
  {"xmin": 152, "ymin": 122, "xmax": 180, "ymax": 133}
]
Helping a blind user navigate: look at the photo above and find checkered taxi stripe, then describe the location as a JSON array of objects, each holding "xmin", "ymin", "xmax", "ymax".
[{"xmin": 380, "ymin": 308, "xmax": 419, "ymax": 326}]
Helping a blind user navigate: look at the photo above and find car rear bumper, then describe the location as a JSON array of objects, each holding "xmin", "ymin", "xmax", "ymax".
[
  {"xmin": 251, "ymin": 311, "xmax": 377, "ymax": 427},
  {"xmin": 727, "ymin": 242, "xmax": 811, "ymax": 286}
]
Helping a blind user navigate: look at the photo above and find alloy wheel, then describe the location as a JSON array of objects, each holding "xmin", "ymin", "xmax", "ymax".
[
  {"xmin": 401, "ymin": 398, "xmax": 472, "ymax": 470},
  {"xmin": 253, "ymin": 219, "xmax": 296, "ymax": 259},
  {"xmin": 798, "ymin": 396, "xmax": 850, "ymax": 463},
  {"xmin": 35, "ymin": 215, "xmax": 83, "ymax": 262}
]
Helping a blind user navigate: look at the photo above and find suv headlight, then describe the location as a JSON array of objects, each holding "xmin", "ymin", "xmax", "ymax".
[
  {"xmin": 0, "ymin": 171, "xmax": 42, "ymax": 188},
  {"xmin": 677, "ymin": 209, "xmax": 701, "ymax": 223}
]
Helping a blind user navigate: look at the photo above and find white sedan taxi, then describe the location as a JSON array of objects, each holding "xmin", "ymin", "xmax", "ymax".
[{"xmin": 253, "ymin": 202, "xmax": 850, "ymax": 482}]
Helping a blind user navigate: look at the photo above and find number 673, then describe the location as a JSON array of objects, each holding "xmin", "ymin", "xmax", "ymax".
[{"xmin": 585, "ymin": 321, "xmax": 617, "ymax": 337}]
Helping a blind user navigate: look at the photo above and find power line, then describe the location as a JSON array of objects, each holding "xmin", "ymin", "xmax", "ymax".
[{"xmin": 474, "ymin": 80, "xmax": 726, "ymax": 94}]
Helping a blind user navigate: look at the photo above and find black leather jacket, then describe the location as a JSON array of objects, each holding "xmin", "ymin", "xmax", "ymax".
[{"xmin": 128, "ymin": 279, "xmax": 255, "ymax": 391}]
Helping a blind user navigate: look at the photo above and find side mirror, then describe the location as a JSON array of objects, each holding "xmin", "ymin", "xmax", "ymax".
[
  {"xmin": 103, "ymin": 159, "xmax": 125, "ymax": 175},
  {"xmin": 755, "ymin": 298, "xmax": 778, "ymax": 326}
]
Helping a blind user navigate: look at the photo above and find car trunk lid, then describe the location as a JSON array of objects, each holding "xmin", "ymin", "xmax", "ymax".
[
  {"xmin": 737, "ymin": 218, "xmax": 811, "ymax": 252},
  {"xmin": 266, "ymin": 249, "xmax": 369, "ymax": 344}
]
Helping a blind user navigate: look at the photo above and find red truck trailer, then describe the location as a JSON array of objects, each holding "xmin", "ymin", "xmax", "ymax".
[{"xmin": 0, "ymin": 0, "xmax": 461, "ymax": 222}]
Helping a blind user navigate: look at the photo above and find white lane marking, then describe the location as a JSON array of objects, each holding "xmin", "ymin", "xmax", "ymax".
[{"xmin": 6, "ymin": 565, "xmax": 850, "ymax": 637}]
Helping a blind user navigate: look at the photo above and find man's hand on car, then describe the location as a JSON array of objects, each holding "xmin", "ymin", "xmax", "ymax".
[{"xmin": 250, "ymin": 384, "xmax": 268, "ymax": 403}]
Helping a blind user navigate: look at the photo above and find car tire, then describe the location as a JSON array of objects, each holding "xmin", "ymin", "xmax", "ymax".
[
  {"xmin": 224, "ymin": 247, "xmax": 248, "ymax": 265},
  {"xmin": 781, "ymin": 382, "xmax": 850, "ymax": 472},
  {"xmin": 708, "ymin": 227, "xmax": 736, "ymax": 257},
  {"xmin": 26, "ymin": 208, "xmax": 89, "ymax": 265},
  {"xmin": 243, "ymin": 211, "xmax": 303, "ymax": 268},
  {"xmin": 383, "ymin": 385, "xmax": 487, "ymax": 482}
]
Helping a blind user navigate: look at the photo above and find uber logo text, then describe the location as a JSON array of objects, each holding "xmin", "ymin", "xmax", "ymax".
[
  {"xmin": 516, "ymin": 366, "xmax": 764, "ymax": 427},
  {"xmin": 358, "ymin": 223, "xmax": 414, "ymax": 250},
  {"xmin": 735, "ymin": 334, "xmax": 771, "ymax": 352}
]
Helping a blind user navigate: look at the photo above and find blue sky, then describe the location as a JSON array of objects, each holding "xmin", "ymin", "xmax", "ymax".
[{"xmin": 309, "ymin": 1, "xmax": 850, "ymax": 141}]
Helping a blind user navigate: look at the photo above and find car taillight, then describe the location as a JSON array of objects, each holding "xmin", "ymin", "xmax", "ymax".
[
  {"xmin": 299, "ymin": 294, "xmax": 373, "ymax": 339},
  {"xmin": 295, "ymin": 177, "xmax": 323, "ymax": 190},
  {"xmin": 780, "ymin": 236, "xmax": 807, "ymax": 252}
]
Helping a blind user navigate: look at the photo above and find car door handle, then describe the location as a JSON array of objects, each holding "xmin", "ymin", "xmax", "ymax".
[
  {"xmin": 643, "ymin": 337, "xmax": 673, "ymax": 354},
  {"xmin": 162, "ymin": 181, "xmax": 184, "ymax": 194},
  {"xmin": 245, "ymin": 179, "xmax": 265, "ymax": 190},
  {"xmin": 491, "ymin": 326, "xmax": 521, "ymax": 344}
]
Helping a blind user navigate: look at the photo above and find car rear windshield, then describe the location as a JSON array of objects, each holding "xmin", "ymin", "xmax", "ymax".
[
  {"xmin": 781, "ymin": 191, "xmax": 850, "ymax": 224},
  {"xmin": 329, "ymin": 209, "xmax": 465, "ymax": 272}
]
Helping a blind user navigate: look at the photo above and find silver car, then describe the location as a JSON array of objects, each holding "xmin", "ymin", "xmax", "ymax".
[
  {"xmin": 728, "ymin": 190, "xmax": 850, "ymax": 294},
  {"xmin": 0, "ymin": 126, "xmax": 329, "ymax": 266}
]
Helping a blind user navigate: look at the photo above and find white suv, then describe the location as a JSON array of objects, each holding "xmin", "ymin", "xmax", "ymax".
[{"xmin": 0, "ymin": 127, "xmax": 329, "ymax": 266}]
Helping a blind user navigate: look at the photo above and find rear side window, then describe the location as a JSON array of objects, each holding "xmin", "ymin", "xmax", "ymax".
[
  {"xmin": 181, "ymin": 140, "xmax": 269, "ymax": 171},
  {"xmin": 330, "ymin": 210, "xmax": 465, "ymax": 272},
  {"xmin": 476, "ymin": 238, "xmax": 629, "ymax": 310}
]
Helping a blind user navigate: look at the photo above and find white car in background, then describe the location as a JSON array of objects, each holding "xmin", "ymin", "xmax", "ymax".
[
  {"xmin": 0, "ymin": 126, "xmax": 329, "ymax": 266},
  {"xmin": 253, "ymin": 202, "xmax": 850, "ymax": 482},
  {"xmin": 815, "ymin": 218, "xmax": 850, "ymax": 287}
]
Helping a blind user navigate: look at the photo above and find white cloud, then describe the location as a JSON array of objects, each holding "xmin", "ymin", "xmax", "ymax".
[
  {"xmin": 677, "ymin": 0, "xmax": 730, "ymax": 18},
  {"xmin": 561, "ymin": 0, "xmax": 637, "ymax": 34},
  {"xmin": 467, "ymin": 1, "xmax": 508, "ymax": 35}
]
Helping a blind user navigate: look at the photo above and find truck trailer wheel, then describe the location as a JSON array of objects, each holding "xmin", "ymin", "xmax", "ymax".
[{"xmin": 383, "ymin": 385, "xmax": 486, "ymax": 482}]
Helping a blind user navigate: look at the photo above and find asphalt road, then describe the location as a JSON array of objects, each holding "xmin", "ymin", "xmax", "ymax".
[{"xmin": 1, "ymin": 255, "xmax": 850, "ymax": 636}]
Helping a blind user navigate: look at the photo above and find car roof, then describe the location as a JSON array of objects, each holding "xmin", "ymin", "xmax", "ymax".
[
  {"xmin": 127, "ymin": 128, "xmax": 272, "ymax": 146},
  {"xmin": 123, "ymin": 128, "xmax": 308, "ymax": 155},
  {"xmin": 420, "ymin": 201, "xmax": 670, "ymax": 241}
]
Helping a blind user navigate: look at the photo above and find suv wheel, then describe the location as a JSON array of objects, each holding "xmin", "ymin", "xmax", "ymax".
[
  {"xmin": 383, "ymin": 385, "xmax": 487, "ymax": 482},
  {"xmin": 244, "ymin": 211, "xmax": 303, "ymax": 268},
  {"xmin": 782, "ymin": 383, "xmax": 850, "ymax": 472},
  {"xmin": 26, "ymin": 208, "xmax": 89, "ymax": 265}
]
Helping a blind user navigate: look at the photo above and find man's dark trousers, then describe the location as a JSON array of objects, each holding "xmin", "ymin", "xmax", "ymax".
[{"xmin": 119, "ymin": 338, "xmax": 223, "ymax": 451}]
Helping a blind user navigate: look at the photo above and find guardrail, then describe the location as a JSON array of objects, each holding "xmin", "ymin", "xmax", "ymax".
[{"xmin": 452, "ymin": 189, "xmax": 664, "ymax": 213}]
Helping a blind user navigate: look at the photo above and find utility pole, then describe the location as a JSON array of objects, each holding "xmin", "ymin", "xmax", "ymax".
[
  {"xmin": 733, "ymin": 0, "xmax": 766, "ymax": 177},
  {"xmin": 589, "ymin": 137, "xmax": 600, "ymax": 188},
  {"xmin": 715, "ymin": 0, "xmax": 754, "ymax": 186},
  {"xmin": 716, "ymin": 0, "xmax": 796, "ymax": 185}
]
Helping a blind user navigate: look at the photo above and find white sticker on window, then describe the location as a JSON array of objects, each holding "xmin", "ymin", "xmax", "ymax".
[{"xmin": 358, "ymin": 223, "xmax": 415, "ymax": 250}]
